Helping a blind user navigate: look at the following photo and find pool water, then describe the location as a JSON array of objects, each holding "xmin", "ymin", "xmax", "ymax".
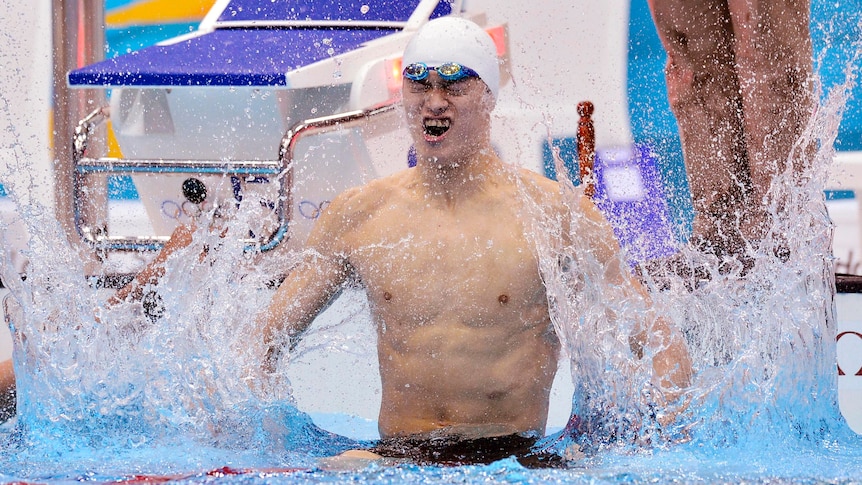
[{"xmin": 2, "ymin": 419, "xmax": 861, "ymax": 483}]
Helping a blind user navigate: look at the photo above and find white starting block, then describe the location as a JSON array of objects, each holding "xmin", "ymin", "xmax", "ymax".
[{"xmin": 67, "ymin": 0, "xmax": 514, "ymax": 256}]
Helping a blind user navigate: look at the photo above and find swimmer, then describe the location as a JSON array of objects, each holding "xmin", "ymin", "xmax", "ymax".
[
  {"xmin": 647, "ymin": 0, "xmax": 814, "ymax": 266},
  {"xmin": 0, "ymin": 358, "xmax": 13, "ymax": 422},
  {"xmin": 256, "ymin": 17, "xmax": 692, "ymax": 468}
]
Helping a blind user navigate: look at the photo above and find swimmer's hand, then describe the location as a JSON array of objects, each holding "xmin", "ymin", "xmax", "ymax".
[
  {"xmin": 630, "ymin": 313, "xmax": 692, "ymax": 395},
  {"xmin": 317, "ymin": 450, "xmax": 387, "ymax": 471},
  {"xmin": 262, "ymin": 344, "xmax": 283, "ymax": 375},
  {"xmin": 242, "ymin": 341, "xmax": 290, "ymax": 401}
]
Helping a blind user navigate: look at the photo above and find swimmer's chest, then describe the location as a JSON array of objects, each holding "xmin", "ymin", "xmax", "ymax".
[{"xmin": 348, "ymin": 200, "xmax": 545, "ymax": 313}]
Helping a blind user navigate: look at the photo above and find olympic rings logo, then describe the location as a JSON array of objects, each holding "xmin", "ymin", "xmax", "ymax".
[
  {"xmin": 298, "ymin": 200, "xmax": 330, "ymax": 219},
  {"xmin": 161, "ymin": 199, "xmax": 208, "ymax": 220},
  {"xmin": 837, "ymin": 331, "xmax": 862, "ymax": 376}
]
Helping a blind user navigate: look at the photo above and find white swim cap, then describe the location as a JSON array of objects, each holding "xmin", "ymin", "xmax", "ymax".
[{"xmin": 402, "ymin": 16, "xmax": 500, "ymax": 99}]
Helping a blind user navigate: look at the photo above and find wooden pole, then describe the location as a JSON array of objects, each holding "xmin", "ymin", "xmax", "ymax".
[{"xmin": 577, "ymin": 101, "xmax": 595, "ymax": 197}]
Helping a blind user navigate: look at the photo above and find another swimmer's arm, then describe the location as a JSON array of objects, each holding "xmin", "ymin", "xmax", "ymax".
[{"xmin": 108, "ymin": 224, "xmax": 196, "ymax": 307}]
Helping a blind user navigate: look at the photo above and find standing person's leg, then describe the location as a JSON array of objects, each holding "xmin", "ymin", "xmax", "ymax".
[
  {"xmin": 727, "ymin": 0, "xmax": 815, "ymax": 241},
  {"xmin": 648, "ymin": 0, "xmax": 752, "ymax": 258}
]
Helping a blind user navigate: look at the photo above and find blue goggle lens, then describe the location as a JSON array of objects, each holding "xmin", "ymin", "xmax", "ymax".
[{"xmin": 403, "ymin": 62, "xmax": 479, "ymax": 82}]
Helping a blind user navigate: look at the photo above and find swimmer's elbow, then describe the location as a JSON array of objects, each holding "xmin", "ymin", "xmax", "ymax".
[{"xmin": 655, "ymin": 347, "xmax": 693, "ymax": 390}]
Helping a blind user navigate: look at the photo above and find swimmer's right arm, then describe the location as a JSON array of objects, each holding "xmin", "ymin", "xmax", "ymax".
[
  {"xmin": 257, "ymin": 250, "xmax": 348, "ymax": 373},
  {"xmin": 256, "ymin": 192, "xmax": 355, "ymax": 374}
]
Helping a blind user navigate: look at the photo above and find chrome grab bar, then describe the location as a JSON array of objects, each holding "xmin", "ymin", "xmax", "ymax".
[{"xmin": 72, "ymin": 100, "xmax": 400, "ymax": 253}]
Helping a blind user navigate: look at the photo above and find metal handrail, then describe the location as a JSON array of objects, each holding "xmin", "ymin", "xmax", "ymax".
[
  {"xmin": 71, "ymin": 107, "xmax": 288, "ymax": 251},
  {"xmin": 71, "ymin": 99, "xmax": 401, "ymax": 253}
]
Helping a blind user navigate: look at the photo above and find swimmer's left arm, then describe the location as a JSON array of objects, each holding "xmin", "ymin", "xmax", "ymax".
[
  {"xmin": 576, "ymin": 193, "xmax": 693, "ymax": 394},
  {"xmin": 629, "ymin": 312, "xmax": 693, "ymax": 394}
]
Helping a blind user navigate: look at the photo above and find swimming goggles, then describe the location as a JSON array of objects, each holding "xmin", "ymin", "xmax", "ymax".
[{"xmin": 402, "ymin": 62, "xmax": 479, "ymax": 82}]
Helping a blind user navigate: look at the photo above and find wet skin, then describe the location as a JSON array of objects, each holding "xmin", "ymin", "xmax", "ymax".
[
  {"xmin": 648, "ymin": 0, "xmax": 814, "ymax": 255},
  {"xmin": 258, "ymin": 72, "xmax": 691, "ymax": 440}
]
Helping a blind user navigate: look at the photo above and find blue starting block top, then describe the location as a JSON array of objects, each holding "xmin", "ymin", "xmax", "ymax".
[
  {"xmin": 214, "ymin": 0, "xmax": 453, "ymax": 25},
  {"xmin": 68, "ymin": 28, "xmax": 397, "ymax": 87},
  {"xmin": 68, "ymin": 0, "xmax": 454, "ymax": 88}
]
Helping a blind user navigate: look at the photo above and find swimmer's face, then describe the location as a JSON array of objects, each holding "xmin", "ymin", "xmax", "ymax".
[{"xmin": 402, "ymin": 70, "xmax": 494, "ymax": 165}]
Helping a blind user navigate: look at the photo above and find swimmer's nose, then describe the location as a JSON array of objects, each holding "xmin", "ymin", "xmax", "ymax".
[{"xmin": 424, "ymin": 88, "xmax": 449, "ymax": 113}]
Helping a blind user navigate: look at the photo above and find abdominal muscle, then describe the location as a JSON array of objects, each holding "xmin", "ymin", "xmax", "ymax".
[{"xmin": 374, "ymin": 304, "xmax": 560, "ymax": 439}]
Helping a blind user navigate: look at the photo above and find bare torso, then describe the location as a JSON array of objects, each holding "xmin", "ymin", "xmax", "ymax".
[
  {"xmin": 261, "ymin": 156, "xmax": 691, "ymax": 445},
  {"xmin": 335, "ymin": 167, "xmax": 561, "ymax": 439}
]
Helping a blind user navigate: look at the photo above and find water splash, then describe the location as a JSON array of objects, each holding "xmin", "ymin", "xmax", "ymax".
[
  {"xmin": 522, "ymin": 38, "xmax": 862, "ymax": 473},
  {"xmin": 0, "ymin": 190, "xmax": 359, "ymax": 478}
]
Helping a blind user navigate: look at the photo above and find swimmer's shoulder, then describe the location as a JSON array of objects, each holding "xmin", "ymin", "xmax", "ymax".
[
  {"xmin": 511, "ymin": 167, "xmax": 588, "ymax": 208},
  {"xmin": 320, "ymin": 169, "xmax": 415, "ymax": 224},
  {"xmin": 511, "ymin": 167, "xmax": 611, "ymax": 233},
  {"xmin": 514, "ymin": 168, "xmax": 560, "ymax": 193},
  {"xmin": 527, "ymin": 168, "xmax": 600, "ymax": 204}
]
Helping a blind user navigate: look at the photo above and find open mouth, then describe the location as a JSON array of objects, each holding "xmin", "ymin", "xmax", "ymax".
[{"xmin": 423, "ymin": 118, "xmax": 451, "ymax": 138}]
